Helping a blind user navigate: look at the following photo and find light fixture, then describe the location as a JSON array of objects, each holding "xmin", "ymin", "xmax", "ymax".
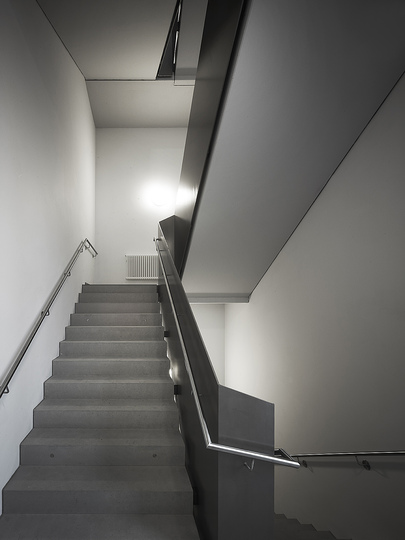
[{"xmin": 142, "ymin": 182, "xmax": 174, "ymax": 208}]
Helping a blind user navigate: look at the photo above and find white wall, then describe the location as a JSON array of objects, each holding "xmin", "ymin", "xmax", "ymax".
[
  {"xmin": 190, "ymin": 304, "xmax": 225, "ymax": 384},
  {"xmin": 224, "ymin": 75, "xmax": 405, "ymax": 540},
  {"xmin": 95, "ymin": 128, "xmax": 186, "ymax": 283},
  {"xmin": 0, "ymin": 0, "xmax": 95, "ymax": 513}
]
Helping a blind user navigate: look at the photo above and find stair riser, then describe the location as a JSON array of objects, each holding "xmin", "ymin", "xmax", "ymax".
[
  {"xmin": 33, "ymin": 410, "xmax": 179, "ymax": 429},
  {"xmin": 75, "ymin": 303, "xmax": 160, "ymax": 314},
  {"xmin": 274, "ymin": 532, "xmax": 333, "ymax": 540},
  {"xmin": 0, "ymin": 514, "xmax": 200, "ymax": 540},
  {"xmin": 65, "ymin": 326, "xmax": 164, "ymax": 341},
  {"xmin": 21, "ymin": 446, "xmax": 184, "ymax": 466},
  {"xmin": 59, "ymin": 341, "xmax": 167, "ymax": 358},
  {"xmin": 4, "ymin": 491, "xmax": 192, "ymax": 515},
  {"xmin": 78, "ymin": 292, "xmax": 158, "ymax": 303},
  {"xmin": 70, "ymin": 313, "xmax": 162, "ymax": 326},
  {"xmin": 82, "ymin": 284, "xmax": 157, "ymax": 294},
  {"xmin": 274, "ymin": 516, "xmax": 337, "ymax": 540},
  {"xmin": 52, "ymin": 358, "xmax": 170, "ymax": 379},
  {"xmin": 44, "ymin": 380, "xmax": 174, "ymax": 400}
]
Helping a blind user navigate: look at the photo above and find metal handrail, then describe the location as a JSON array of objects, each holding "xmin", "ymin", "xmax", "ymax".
[
  {"xmin": 154, "ymin": 236, "xmax": 299, "ymax": 469},
  {"xmin": 290, "ymin": 450, "xmax": 405, "ymax": 470},
  {"xmin": 0, "ymin": 238, "xmax": 97, "ymax": 398},
  {"xmin": 292, "ymin": 451, "xmax": 405, "ymax": 457}
]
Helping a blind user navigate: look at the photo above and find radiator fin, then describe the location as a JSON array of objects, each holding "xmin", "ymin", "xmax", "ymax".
[{"xmin": 125, "ymin": 255, "xmax": 159, "ymax": 280}]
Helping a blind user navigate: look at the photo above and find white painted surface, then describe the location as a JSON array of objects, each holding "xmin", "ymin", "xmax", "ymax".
[
  {"xmin": 0, "ymin": 0, "xmax": 95, "ymax": 514},
  {"xmin": 191, "ymin": 304, "xmax": 225, "ymax": 384},
  {"xmin": 224, "ymin": 74, "xmax": 405, "ymax": 540},
  {"xmin": 182, "ymin": 0, "xmax": 405, "ymax": 297},
  {"xmin": 37, "ymin": 0, "xmax": 177, "ymax": 79},
  {"xmin": 87, "ymin": 81, "xmax": 193, "ymax": 128},
  {"xmin": 95, "ymin": 128, "xmax": 186, "ymax": 283},
  {"xmin": 37, "ymin": 0, "xmax": 204, "ymax": 128}
]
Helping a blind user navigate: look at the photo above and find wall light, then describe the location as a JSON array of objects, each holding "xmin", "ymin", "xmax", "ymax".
[{"xmin": 142, "ymin": 182, "xmax": 174, "ymax": 208}]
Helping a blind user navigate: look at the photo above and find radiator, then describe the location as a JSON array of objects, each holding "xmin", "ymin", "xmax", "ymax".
[{"xmin": 125, "ymin": 255, "xmax": 159, "ymax": 280}]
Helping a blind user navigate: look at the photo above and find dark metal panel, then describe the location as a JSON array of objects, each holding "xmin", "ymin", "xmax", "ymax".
[
  {"xmin": 218, "ymin": 385, "xmax": 274, "ymax": 453},
  {"xmin": 218, "ymin": 455, "xmax": 274, "ymax": 539},
  {"xmin": 174, "ymin": 0, "xmax": 249, "ymax": 275},
  {"xmin": 217, "ymin": 386, "xmax": 274, "ymax": 539},
  {"xmin": 159, "ymin": 215, "xmax": 177, "ymax": 267},
  {"xmin": 156, "ymin": 228, "xmax": 274, "ymax": 539}
]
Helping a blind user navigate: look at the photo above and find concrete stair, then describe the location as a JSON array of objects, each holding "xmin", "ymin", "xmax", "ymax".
[
  {"xmin": 0, "ymin": 284, "xmax": 199, "ymax": 540},
  {"xmin": 274, "ymin": 514, "xmax": 347, "ymax": 539}
]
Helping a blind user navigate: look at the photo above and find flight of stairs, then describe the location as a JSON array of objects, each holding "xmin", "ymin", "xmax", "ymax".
[
  {"xmin": 0, "ymin": 284, "xmax": 199, "ymax": 540},
  {"xmin": 274, "ymin": 514, "xmax": 348, "ymax": 539},
  {"xmin": 0, "ymin": 283, "xmax": 350, "ymax": 540}
]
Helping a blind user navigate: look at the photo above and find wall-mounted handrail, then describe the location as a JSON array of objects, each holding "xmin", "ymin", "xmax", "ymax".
[
  {"xmin": 290, "ymin": 450, "xmax": 405, "ymax": 470},
  {"xmin": 154, "ymin": 236, "xmax": 299, "ymax": 469},
  {"xmin": 0, "ymin": 238, "xmax": 97, "ymax": 398}
]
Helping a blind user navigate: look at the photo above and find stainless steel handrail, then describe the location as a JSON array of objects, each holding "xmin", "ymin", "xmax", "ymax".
[
  {"xmin": 0, "ymin": 238, "xmax": 97, "ymax": 398},
  {"xmin": 292, "ymin": 451, "xmax": 405, "ymax": 458},
  {"xmin": 291, "ymin": 450, "xmax": 405, "ymax": 470},
  {"xmin": 154, "ymin": 236, "xmax": 299, "ymax": 469}
]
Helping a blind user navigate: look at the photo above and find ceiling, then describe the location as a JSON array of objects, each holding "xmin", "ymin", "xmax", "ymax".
[{"xmin": 37, "ymin": 0, "xmax": 207, "ymax": 127}]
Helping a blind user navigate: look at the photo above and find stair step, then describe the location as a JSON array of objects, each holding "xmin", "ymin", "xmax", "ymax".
[
  {"xmin": 70, "ymin": 312, "xmax": 162, "ymax": 326},
  {"xmin": 274, "ymin": 515, "xmax": 340, "ymax": 539},
  {"xmin": 52, "ymin": 357, "xmax": 170, "ymax": 378},
  {"xmin": 0, "ymin": 514, "xmax": 199, "ymax": 539},
  {"xmin": 82, "ymin": 284, "xmax": 157, "ymax": 294},
  {"xmin": 78, "ymin": 292, "xmax": 158, "ymax": 303},
  {"xmin": 65, "ymin": 325, "xmax": 164, "ymax": 341},
  {"xmin": 75, "ymin": 301, "xmax": 160, "ymax": 313},
  {"xmin": 59, "ymin": 340, "xmax": 167, "ymax": 358},
  {"xmin": 21, "ymin": 428, "xmax": 184, "ymax": 466},
  {"xmin": 275, "ymin": 531, "xmax": 337, "ymax": 540},
  {"xmin": 3, "ymin": 465, "xmax": 193, "ymax": 514},
  {"xmin": 34, "ymin": 399, "xmax": 179, "ymax": 429},
  {"xmin": 44, "ymin": 377, "xmax": 174, "ymax": 399}
]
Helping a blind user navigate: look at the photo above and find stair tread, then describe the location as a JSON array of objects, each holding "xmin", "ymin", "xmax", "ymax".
[
  {"xmin": 74, "ymin": 302, "xmax": 161, "ymax": 313},
  {"xmin": 66, "ymin": 325, "xmax": 162, "ymax": 330},
  {"xmin": 5, "ymin": 465, "xmax": 192, "ymax": 491},
  {"xmin": 59, "ymin": 340, "xmax": 167, "ymax": 358},
  {"xmin": 83, "ymin": 284, "xmax": 157, "ymax": 290},
  {"xmin": 36, "ymin": 398, "xmax": 176, "ymax": 409},
  {"xmin": 0, "ymin": 514, "xmax": 199, "ymax": 540},
  {"xmin": 65, "ymin": 328, "xmax": 164, "ymax": 341},
  {"xmin": 53, "ymin": 356, "xmax": 169, "ymax": 361},
  {"xmin": 46, "ymin": 377, "xmax": 172, "ymax": 383},
  {"xmin": 79, "ymin": 292, "xmax": 158, "ymax": 301},
  {"xmin": 61, "ymin": 339, "xmax": 165, "ymax": 344},
  {"xmin": 22, "ymin": 428, "xmax": 183, "ymax": 445},
  {"xmin": 70, "ymin": 312, "xmax": 162, "ymax": 321}
]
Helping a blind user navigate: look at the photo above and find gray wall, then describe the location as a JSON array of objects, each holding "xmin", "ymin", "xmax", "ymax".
[
  {"xmin": 0, "ymin": 0, "xmax": 96, "ymax": 512},
  {"xmin": 224, "ymin": 74, "xmax": 405, "ymax": 540}
]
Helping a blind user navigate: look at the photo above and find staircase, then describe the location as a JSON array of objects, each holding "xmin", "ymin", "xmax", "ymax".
[
  {"xmin": 0, "ymin": 283, "xmax": 349, "ymax": 540},
  {"xmin": 0, "ymin": 284, "xmax": 199, "ymax": 540},
  {"xmin": 274, "ymin": 514, "xmax": 348, "ymax": 539}
]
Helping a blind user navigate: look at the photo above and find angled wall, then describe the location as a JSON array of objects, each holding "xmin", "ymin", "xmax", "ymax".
[
  {"xmin": 0, "ymin": 0, "xmax": 95, "ymax": 512},
  {"xmin": 224, "ymin": 74, "xmax": 405, "ymax": 540}
]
